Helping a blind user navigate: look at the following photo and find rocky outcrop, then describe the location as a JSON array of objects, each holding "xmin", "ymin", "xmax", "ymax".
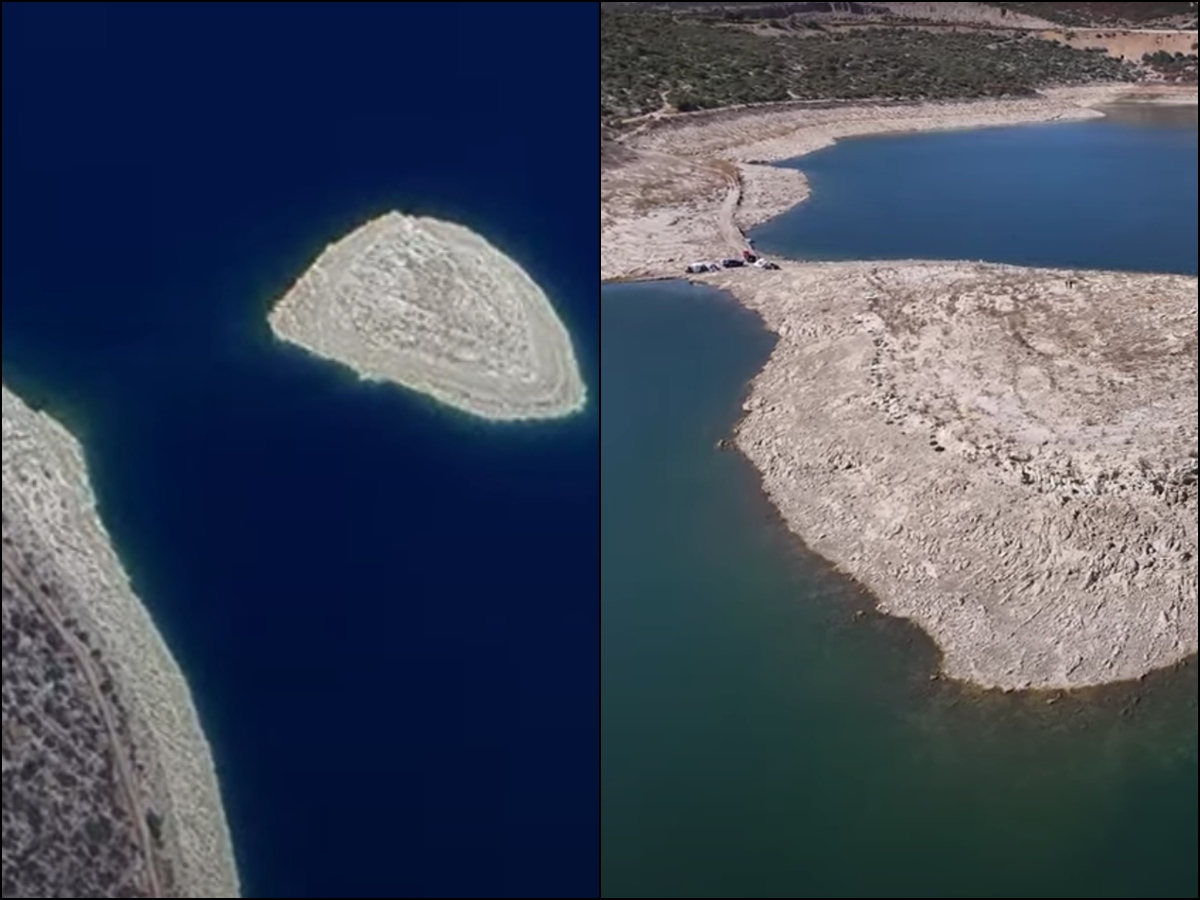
[{"xmin": 706, "ymin": 260, "xmax": 1198, "ymax": 690}]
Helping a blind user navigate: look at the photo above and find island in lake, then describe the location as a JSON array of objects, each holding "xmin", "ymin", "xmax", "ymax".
[
  {"xmin": 269, "ymin": 212, "xmax": 588, "ymax": 422},
  {"xmin": 602, "ymin": 1, "xmax": 1198, "ymax": 689},
  {"xmin": 2, "ymin": 386, "xmax": 240, "ymax": 897},
  {"xmin": 1, "ymin": 208, "xmax": 588, "ymax": 897}
]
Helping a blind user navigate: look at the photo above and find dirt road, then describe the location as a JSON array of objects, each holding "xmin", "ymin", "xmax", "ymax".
[
  {"xmin": 712, "ymin": 161, "xmax": 749, "ymax": 253},
  {"xmin": 3, "ymin": 549, "xmax": 165, "ymax": 898},
  {"xmin": 630, "ymin": 147, "xmax": 749, "ymax": 257}
]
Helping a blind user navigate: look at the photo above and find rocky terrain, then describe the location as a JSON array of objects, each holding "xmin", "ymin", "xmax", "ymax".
[
  {"xmin": 701, "ymin": 260, "xmax": 1197, "ymax": 689},
  {"xmin": 601, "ymin": 86, "xmax": 1145, "ymax": 280},
  {"xmin": 2, "ymin": 516, "xmax": 162, "ymax": 898},
  {"xmin": 601, "ymin": 5, "xmax": 1196, "ymax": 693},
  {"xmin": 1, "ymin": 385, "xmax": 239, "ymax": 898},
  {"xmin": 268, "ymin": 212, "xmax": 587, "ymax": 421}
]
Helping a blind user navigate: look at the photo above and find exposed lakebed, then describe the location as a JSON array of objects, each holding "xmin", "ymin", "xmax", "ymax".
[{"xmin": 602, "ymin": 108, "xmax": 1198, "ymax": 897}]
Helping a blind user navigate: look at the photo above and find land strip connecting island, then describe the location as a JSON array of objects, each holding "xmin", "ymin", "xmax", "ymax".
[
  {"xmin": 2, "ymin": 387, "xmax": 240, "ymax": 897},
  {"xmin": 602, "ymin": 85, "xmax": 1199, "ymax": 691}
]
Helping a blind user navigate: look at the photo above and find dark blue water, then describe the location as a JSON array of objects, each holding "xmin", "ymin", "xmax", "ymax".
[
  {"xmin": 2, "ymin": 5, "xmax": 597, "ymax": 898},
  {"xmin": 750, "ymin": 105, "xmax": 1198, "ymax": 276}
]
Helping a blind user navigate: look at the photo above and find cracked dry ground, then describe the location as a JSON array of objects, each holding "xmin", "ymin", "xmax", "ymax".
[{"xmin": 711, "ymin": 261, "xmax": 1197, "ymax": 689}]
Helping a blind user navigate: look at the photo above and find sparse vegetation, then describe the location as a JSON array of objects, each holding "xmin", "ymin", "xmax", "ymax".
[
  {"xmin": 992, "ymin": 2, "xmax": 1197, "ymax": 27},
  {"xmin": 2, "ymin": 541, "xmax": 161, "ymax": 898},
  {"xmin": 988, "ymin": 2, "xmax": 1195, "ymax": 26},
  {"xmin": 601, "ymin": 2, "xmax": 868, "ymax": 11},
  {"xmin": 602, "ymin": 10, "xmax": 1138, "ymax": 128},
  {"xmin": 605, "ymin": 1, "xmax": 1199, "ymax": 27},
  {"xmin": 1142, "ymin": 48, "xmax": 1200, "ymax": 80}
]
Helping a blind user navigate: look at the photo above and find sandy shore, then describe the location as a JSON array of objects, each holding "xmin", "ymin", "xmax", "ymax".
[
  {"xmin": 2, "ymin": 385, "xmax": 240, "ymax": 897},
  {"xmin": 700, "ymin": 261, "xmax": 1197, "ymax": 690},
  {"xmin": 601, "ymin": 84, "xmax": 1196, "ymax": 281},
  {"xmin": 269, "ymin": 211, "xmax": 587, "ymax": 422}
]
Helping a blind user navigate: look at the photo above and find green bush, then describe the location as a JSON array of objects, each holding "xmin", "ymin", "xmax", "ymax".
[{"xmin": 601, "ymin": 12, "xmax": 1138, "ymax": 128}]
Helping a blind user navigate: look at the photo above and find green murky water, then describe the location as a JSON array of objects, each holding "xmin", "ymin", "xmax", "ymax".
[{"xmin": 601, "ymin": 273, "xmax": 1197, "ymax": 898}]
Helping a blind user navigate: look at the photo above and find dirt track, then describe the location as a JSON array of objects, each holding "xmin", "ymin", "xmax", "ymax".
[
  {"xmin": 1038, "ymin": 27, "xmax": 1198, "ymax": 61},
  {"xmin": 600, "ymin": 85, "xmax": 1168, "ymax": 280},
  {"xmin": 2, "ymin": 545, "xmax": 165, "ymax": 897}
]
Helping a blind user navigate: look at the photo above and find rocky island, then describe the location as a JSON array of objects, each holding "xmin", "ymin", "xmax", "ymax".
[
  {"xmin": 2, "ymin": 385, "xmax": 239, "ymax": 898},
  {"xmin": 268, "ymin": 212, "xmax": 588, "ymax": 422}
]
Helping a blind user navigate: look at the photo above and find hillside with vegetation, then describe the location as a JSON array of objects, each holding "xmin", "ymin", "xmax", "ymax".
[
  {"xmin": 991, "ymin": 3, "xmax": 1197, "ymax": 27},
  {"xmin": 1143, "ymin": 48, "xmax": 1200, "ymax": 81},
  {"xmin": 604, "ymin": 2, "xmax": 1198, "ymax": 26},
  {"xmin": 602, "ymin": 10, "xmax": 1138, "ymax": 128}
]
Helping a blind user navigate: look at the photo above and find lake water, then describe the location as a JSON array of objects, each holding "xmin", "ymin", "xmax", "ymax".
[
  {"xmin": 2, "ymin": 5, "xmax": 597, "ymax": 898},
  {"xmin": 602, "ymin": 107, "xmax": 1198, "ymax": 898},
  {"xmin": 750, "ymin": 104, "xmax": 1198, "ymax": 276}
]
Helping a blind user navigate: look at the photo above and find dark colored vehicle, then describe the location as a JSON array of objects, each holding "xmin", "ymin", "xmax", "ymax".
[
  {"xmin": 721, "ymin": 258, "xmax": 744, "ymax": 268},
  {"xmin": 758, "ymin": 260, "xmax": 780, "ymax": 270}
]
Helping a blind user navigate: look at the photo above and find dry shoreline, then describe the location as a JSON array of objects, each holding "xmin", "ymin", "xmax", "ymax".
[
  {"xmin": 704, "ymin": 261, "xmax": 1197, "ymax": 691},
  {"xmin": 602, "ymin": 84, "xmax": 1196, "ymax": 281},
  {"xmin": 2, "ymin": 385, "xmax": 240, "ymax": 896},
  {"xmin": 601, "ymin": 86, "xmax": 1199, "ymax": 690}
]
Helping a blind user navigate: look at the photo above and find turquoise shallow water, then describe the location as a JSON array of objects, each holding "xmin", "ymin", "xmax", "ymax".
[{"xmin": 602, "ymin": 109, "xmax": 1198, "ymax": 899}]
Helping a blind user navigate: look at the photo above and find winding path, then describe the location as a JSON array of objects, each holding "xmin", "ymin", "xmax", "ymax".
[
  {"xmin": 712, "ymin": 161, "xmax": 749, "ymax": 254},
  {"xmin": 2, "ymin": 548, "xmax": 165, "ymax": 898},
  {"xmin": 614, "ymin": 93, "xmax": 752, "ymax": 258},
  {"xmin": 625, "ymin": 145, "xmax": 750, "ymax": 257}
]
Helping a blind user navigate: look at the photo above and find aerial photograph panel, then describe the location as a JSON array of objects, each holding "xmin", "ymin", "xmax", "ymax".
[
  {"xmin": 603, "ymin": 3, "xmax": 1196, "ymax": 898},
  {"xmin": 3, "ymin": 2, "xmax": 598, "ymax": 898}
]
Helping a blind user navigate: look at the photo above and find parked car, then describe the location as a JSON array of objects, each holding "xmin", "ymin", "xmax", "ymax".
[
  {"xmin": 741, "ymin": 249, "xmax": 757, "ymax": 262},
  {"xmin": 721, "ymin": 258, "xmax": 744, "ymax": 268},
  {"xmin": 754, "ymin": 259, "xmax": 780, "ymax": 270}
]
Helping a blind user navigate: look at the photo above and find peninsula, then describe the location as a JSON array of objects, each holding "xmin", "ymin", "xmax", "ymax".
[
  {"xmin": 602, "ymin": 3, "xmax": 1198, "ymax": 689},
  {"xmin": 2, "ymin": 385, "xmax": 240, "ymax": 898},
  {"xmin": 707, "ymin": 261, "xmax": 1197, "ymax": 691},
  {"xmin": 268, "ymin": 212, "xmax": 588, "ymax": 421}
]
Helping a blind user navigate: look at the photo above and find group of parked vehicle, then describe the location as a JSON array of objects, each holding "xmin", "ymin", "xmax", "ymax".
[{"xmin": 685, "ymin": 247, "xmax": 779, "ymax": 274}]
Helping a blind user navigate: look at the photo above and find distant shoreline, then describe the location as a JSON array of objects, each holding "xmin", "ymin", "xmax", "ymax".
[
  {"xmin": 601, "ymin": 84, "xmax": 1196, "ymax": 282},
  {"xmin": 2, "ymin": 385, "xmax": 240, "ymax": 897}
]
